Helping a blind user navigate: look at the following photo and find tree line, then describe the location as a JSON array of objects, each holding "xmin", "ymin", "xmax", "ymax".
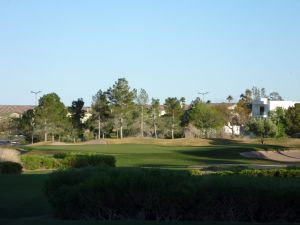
[{"xmin": 1, "ymin": 79, "xmax": 300, "ymax": 143}]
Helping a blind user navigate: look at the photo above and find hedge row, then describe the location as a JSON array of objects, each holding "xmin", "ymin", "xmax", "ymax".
[
  {"xmin": 21, "ymin": 155, "xmax": 61, "ymax": 170},
  {"xmin": 239, "ymin": 168, "xmax": 300, "ymax": 178},
  {"xmin": 0, "ymin": 161, "xmax": 22, "ymax": 174},
  {"xmin": 191, "ymin": 168, "xmax": 300, "ymax": 178},
  {"xmin": 45, "ymin": 167, "xmax": 300, "ymax": 222},
  {"xmin": 21, "ymin": 154, "xmax": 116, "ymax": 170}
]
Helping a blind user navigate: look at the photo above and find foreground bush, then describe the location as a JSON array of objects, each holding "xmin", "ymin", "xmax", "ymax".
[
  {"xmin": 61, "ymin": 154, "xmax": 116, "ymax": 168},
  {"xmin": 45, "ymin": 168, "xmax": 300, "ymax": 222},
  {"xmin": 21, "ymin": 155, "xmax": 61, "ymax": 170},
  {"xmin": 21, "ymin": 154, "xmax": 116, "ymax": 170},
  {"xmin": 0, "ymin": 161, "xmax": 22, "ymax": 174}
]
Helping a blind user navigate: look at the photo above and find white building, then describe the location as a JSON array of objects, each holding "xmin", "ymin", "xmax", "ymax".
[{"xmin": 252, "ymin": 98, "xmax": 300, "ymax": 118}]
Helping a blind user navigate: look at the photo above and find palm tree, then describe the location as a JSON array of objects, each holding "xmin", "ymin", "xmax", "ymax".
[{"xmin": 227, "ymin": 95, "xmax": 233, "ymax": 103}]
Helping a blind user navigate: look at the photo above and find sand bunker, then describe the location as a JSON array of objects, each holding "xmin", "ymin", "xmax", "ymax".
[{"xmin": 241, "ymin": 150, "xmax": 300, "ymax": 162}]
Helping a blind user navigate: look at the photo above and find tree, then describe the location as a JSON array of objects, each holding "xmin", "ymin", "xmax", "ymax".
[
  {"xmin": 252, "ymin": 86, "xmax": 262, "ymax": 100},
  {"xmin": 68, "ymin": 98, "xmax": 85, "ymax": 142},
  {"xmin": 18, "ymin": 109, "xmax": 35, "ymax": 144},
  {"xmin": 107, "ymin": 78, "xmax": 135, "ymax": 139},
  {"xmin": 246, "ymin": 118, "xmax": 277, "ymax": 144},
  {"xmin": 92, "ymin": 90, "xmax": 111, "ymax": 139},
  {"xmin": 269, "ymin": 92, "xmax": 283, "ymax": 101},
  {"xmin": 214, "ymin": 104, "xmax": 239, "ymax": 137},
  {"xmin": 164, "ymin": 97, "xmax": 183, "ymax": 139},
  {"xmin": 240, "ymin": 89, "xmax": 253, "ymax": 104},
  {"xmin": 227, "ymin": 95, "xmax": 233, "ymax": 103},
  {"xmin": 35, "ymin": 93, "xmax": 67, "ymax": 142},
  {"xmin": 269, "ymin": 107, "xmax": 287, "ymax": 137},
  {"xmin": 235, "ymin": 89, "xmax": 253, "ymax": 130},
  {"xmin": 136, "ymin": 89, "xmax": 149, "ymax": 137},
  {"xmin": 150, "ymin": 98, "xmax": 160, "ymax": 139},
  {"xmin": 285, "ymin": 104, "xmax": 300, "ymax": 136},
  {"xmin": 189, "ymin": 102, "xmax": 225, "ymax": 138}
]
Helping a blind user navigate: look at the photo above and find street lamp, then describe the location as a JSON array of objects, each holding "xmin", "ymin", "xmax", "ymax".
[
  {"xmin": 198, "ymin": 92, "xmax": 209, "ymax": 103},
  {"xmin": 31, "ymin": 91, "xmax": 42, "ymax": 106}
]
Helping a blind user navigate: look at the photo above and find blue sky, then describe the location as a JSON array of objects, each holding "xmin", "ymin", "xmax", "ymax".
[{"xmin": 0, "ymin": 0, "xmax": 299, "ymax": 106}]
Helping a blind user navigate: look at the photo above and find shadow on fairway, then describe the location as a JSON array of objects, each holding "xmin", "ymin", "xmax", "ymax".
[
  {"xmin": 173, "ymin": 145, "xmax": 280, "ymax": 165},
  {"xmin": 208, "ymin": 138, "xmax": 242, "ymax": 145},
  {"xmin": 208, "ymin": 138, "xmax": 287, "ymax": 150}
]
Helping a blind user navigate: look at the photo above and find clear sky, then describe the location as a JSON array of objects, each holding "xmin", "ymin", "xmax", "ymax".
[{"xmin": 0, "ymin": 0, "xmax": 299, "ymax": 106}]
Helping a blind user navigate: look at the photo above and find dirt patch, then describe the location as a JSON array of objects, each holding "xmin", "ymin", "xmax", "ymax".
[
  {"xmin": 0, "ymin": 148, "xmax": 21, "ymax": 162},
  {"xmin": 241, "ymin": 150, "xmax": 300, "ymax": 162}
]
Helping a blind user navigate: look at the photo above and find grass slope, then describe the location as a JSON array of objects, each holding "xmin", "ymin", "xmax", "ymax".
[{"xmin": 24, "ymin": 143, "xmax": 286, "ymax": 168}]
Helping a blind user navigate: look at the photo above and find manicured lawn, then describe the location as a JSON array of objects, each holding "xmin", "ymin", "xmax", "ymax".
[{"xmin": 24, "ymin": 143, "xmax": 283, "ymax": 168}]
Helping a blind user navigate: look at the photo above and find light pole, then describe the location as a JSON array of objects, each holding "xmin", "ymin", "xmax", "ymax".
[
  {"xmin": 198, "ymin": 92, "xmax": 209, "ymax": 103},
  {"xmin": 31, "ymin": 91, "xmax": 42, "ymax": 106}
]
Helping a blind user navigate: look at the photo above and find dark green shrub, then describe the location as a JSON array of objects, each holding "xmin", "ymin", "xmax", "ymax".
[
  {"xmin": 0, "ymin": 161, "xmax": 23, "ymax": 174},
  {"xmin": 21, "ymin": 155, "xmax": 62, "ymax": 170},
  {"xmin": 62, "ymin": 154, "xmax": 116, "ymax": 168},
  {"xmin": 45, "ymin": 167, "xmax": 300, "ymax": 222}
]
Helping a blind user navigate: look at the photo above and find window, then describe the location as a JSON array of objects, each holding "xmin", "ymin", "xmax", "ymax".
[{"xmin": 260, "ymin": 106, "xmax": 265, "ymax": 115}]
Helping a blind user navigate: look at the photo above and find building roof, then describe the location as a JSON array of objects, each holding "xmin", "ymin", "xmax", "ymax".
[{"xmin": 0, "ymin": 105, "xmax": 34, "ymax": 116}]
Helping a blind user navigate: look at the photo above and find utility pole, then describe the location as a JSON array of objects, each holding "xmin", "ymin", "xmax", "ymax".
[
  {"xmin": 198, "ymin": 92, "xmax": 209, "ymax": 103},
  {"xmin": 31, "ymin": 91, "xmax": 42, "ymax": 106}
]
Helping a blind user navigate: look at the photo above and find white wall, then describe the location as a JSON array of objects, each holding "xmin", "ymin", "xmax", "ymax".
[
  {"xmin": 223, "ymin": 124, "xmax": 240, "ymax": 136},
  {"xmin": 252, "ymin": 98, "xmax": 300, "ymax": 118},
  {"xmin": 269, "ymin": 101, "xmax": 299, "ymax": 111}
]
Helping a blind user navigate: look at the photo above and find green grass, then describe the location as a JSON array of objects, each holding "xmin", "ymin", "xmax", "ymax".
[{"xmin": 23, "ymin": 144, "xmax": 284, "ymax": 168}]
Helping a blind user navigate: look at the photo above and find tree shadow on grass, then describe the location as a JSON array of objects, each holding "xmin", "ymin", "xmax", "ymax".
[
  {"xmin": 173, "ymin": 146, "xmax": 274, "ymax": 165},
  {"xmin": 208, "ymin": 138, "xmax": 288, "ymax": 150},
  {"xmin": 208, "ymin": 138, "xmax": 242, "ymax": 145}
]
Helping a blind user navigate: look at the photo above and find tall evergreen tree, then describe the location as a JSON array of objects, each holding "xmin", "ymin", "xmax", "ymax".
[
  {"xmin": 150, "ymin": 98, "xmax": 160, "ymax": 139},
  {"xmin": 136, "ymin": 89, "xmax": 149, "ymax": 137},
  {"xmin": 164, "ymin": 97, "xmax": 183, "ymax": 139},
  {"xmin": 18, "ymin": 109, "xmax": 35, "ymax": 144},
  {"xmin": 68, "ymin": 98, "xmax": 85, "ymax": 142},
  {"xmin": 107, "ymin": 78, "xmax": 135, "ymax": 139},
  {"xmin": 35, "ymin": 93, "xmax": 67, "ymax": 142},
  {"xmin": 92, "ymin": 90, "xmax": 111, "ymax": 139}
]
